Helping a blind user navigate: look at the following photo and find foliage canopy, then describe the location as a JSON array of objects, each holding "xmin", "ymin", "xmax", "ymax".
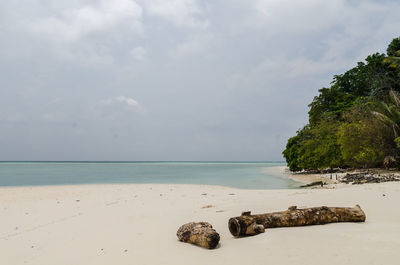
[{"xmin": 283, "ymin": 37, "xmax": 400, "ymax": 171}]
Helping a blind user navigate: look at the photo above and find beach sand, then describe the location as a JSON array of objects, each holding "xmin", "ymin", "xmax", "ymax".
[
  {"xmin": 268, "ymin": 165, "xmax": 338, "ymax": 185},
  {"xmin": 1, "ymin": 169, "xmax": 399, "ymax": 265}
]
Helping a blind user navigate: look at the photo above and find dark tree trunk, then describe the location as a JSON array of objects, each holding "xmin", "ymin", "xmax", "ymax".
[
  {"xmin": 300, "ymin": 181, "xmax": 325, "ymax": 188},
  {"xmin": 228, "ymin": 205, "xmax": 366, "ymax": 237}
]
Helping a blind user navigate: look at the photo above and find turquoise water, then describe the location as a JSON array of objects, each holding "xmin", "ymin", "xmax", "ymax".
[{"xmin": 0, "ymin": 162, "xmax": 300, "ymax": 189}]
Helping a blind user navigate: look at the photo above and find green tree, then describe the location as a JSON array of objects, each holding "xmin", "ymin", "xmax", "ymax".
[
  {"xmin": 337, "ymin": 109, "xmax": 392, "ymax": 168},
  {"xmin": 283, "ymin": 36, "xmax": 400, "ymax": 171},
  {"xmin": 297, "ymin": 119, "xmax": 342, "ymax": 170},
  {"xmin": 308, "ymin": 53, "xmax": 389, "ymax": 125},
  {"xmin": 370, "ymin": 90, "xmax": 400, "ymax": 138},
  {"xmin": 387, "ymin": 36, "xmax": 400, "ymax": 57},
  {"xmin": 283, "ymin": 127, "xmax": 308, "ymax": 171}
]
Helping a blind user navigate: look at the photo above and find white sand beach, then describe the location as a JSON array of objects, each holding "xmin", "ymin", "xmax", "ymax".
[
  {"xmin": 1, "ymin": 171, "xmax": 400, "ymax": 265},
  {"xmin": 268, "ymin": 165, "xmax": 338, "ymax": 185}
]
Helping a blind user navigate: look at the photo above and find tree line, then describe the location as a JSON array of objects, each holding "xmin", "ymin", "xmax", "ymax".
[{"xmin": 283, "ymin": 37, "xmax": 400, "ymax": 171}]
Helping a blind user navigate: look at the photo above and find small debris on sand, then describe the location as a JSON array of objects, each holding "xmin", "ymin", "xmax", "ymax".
[{"xmin": 340, "ymin": 172, "xmax": 400, "ymax": 185}]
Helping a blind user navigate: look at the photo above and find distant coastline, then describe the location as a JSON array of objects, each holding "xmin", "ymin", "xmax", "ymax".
[{"xmin": 0, "ymin": 160, "xmax": 285, "ymax": 163}]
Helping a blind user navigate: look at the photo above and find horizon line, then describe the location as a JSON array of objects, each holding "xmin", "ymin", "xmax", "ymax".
[{"xmin": 0, "ymin": 160, "xmax": 286, "ymax": 163}]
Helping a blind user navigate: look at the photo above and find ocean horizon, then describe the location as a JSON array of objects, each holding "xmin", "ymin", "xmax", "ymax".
[{"xmin": 0, "ymin": 161, "xmax": 299, "ymax": 189}]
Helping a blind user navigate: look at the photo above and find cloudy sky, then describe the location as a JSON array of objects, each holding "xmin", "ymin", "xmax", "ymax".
[{"xmin": 1, "ymin": 0, "xmax": 399, "ymax": 161}]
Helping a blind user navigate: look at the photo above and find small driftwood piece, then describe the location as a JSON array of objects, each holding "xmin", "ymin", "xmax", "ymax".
[
  {"xmin": 228, "ymin": 205, "xmax": 366, "ymax": 237},
  {"xmin": 300, "ymin": 181, "xmax": 325, "ymax": 188},
  {"xmin": 177, "ymin": 222, "xmax": 220, "ymax": 249}
]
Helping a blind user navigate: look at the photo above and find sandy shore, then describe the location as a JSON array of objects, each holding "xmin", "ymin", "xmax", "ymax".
[
  {"xmin": 267, "ymin": 165, "xmax": 338, "ymax": 185},
  {"xmin": 1, "ymin": 174, "xmax": 399, "ymax": 264}
]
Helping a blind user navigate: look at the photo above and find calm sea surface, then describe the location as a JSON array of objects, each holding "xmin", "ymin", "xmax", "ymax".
[{"xmin": 0, "ymin": 162, "xmax": 300, "ymax": 189}]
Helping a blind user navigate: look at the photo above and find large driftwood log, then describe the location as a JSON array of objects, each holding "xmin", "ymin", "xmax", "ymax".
[
  {"xmin": 177, "ymin": 222, "xmax": 220, "ymax": 249},
  {"xmin": 228, "ymin": 205, "xmax": 366, "ymax": 237}
]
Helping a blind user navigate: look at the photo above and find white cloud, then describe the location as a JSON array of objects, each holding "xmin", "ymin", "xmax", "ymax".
[
  {"xmin": 117, "ymin": 96, "xmax": 140, "ymax": 107},
  {"xmin": 42, "ymin": 98, "xmax": 64, "ymax": 108},
  {"xmin": 252, "ymin": 0, "xmax": 347, "ymax": 30},
  {"xmin": 1, "ymin": 0, "xmax": 400, "ymax": 160},
  {"xmin": 130, "ymin": 46, "xmax": 147, "ymax": 60},
  {"xmin": 103, "ymin": 96, "xmax": 140, "ymax": 108},
  {"xmin": 172, "ymin": 34, "xmax": 213, "ymax": 58},
  {"xmin": 17, "ymin": 0, "xmax": 144, "ymax": 67},
  {"xmin": 144, "ymin": 0, "xmax": 209, "ymax": 28},
  {"xmin": 82, "ymin": 96, "xmax": 145, "ymax": 121},
  {"xmin": 29, "ymin": 0, "xmax": 143, "ymax": 42}
]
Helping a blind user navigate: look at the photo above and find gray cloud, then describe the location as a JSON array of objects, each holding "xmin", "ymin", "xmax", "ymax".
[{"xmin": 0, "ymin": 0, "xmax": 400, "ymax": 160}]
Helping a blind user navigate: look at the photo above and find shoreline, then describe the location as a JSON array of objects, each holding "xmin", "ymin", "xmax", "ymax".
[
  {"xmin": 0, "ymin": 182, "xmax": 240, "ymax": 191},
  {"xmin": 1, "ymin": 165, "xmax": 396, "ymax": 191},
  {"xmin": 265, "ymin": 165, "xmax": 337, "ymax": 186},
  {"xmin": 272, "ymin": 165, "xmax": 400, "ymax": 188},
  {"xmin": 0, "ymin": 162, "xmax": 288, "ymax": 190},
  {"xmin": 0, "ymin": 165, "xmax": 305, "ymax": 191}
]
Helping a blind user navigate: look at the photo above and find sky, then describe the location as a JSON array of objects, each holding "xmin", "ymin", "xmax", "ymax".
[{"xmin": 1, "ymin": 0, "xmax": 400, "ymax": 161}]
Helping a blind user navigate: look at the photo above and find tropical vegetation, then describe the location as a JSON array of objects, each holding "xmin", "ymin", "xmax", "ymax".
[{"xmin": 283, "ymin": 37, "xmax": 400, "ymax": 171}]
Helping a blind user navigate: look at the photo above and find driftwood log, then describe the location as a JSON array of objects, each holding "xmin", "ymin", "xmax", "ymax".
[
  {"xmin": 177, "ymin": 222, "xmax": 220, "ymax": 249},
  {"xmin": 300, "ymin": 181, "xmax": 326, "ymax": 188},
  {"xmin": 228, "ymin": 205, "xmax": 366, "ymax": 237}
]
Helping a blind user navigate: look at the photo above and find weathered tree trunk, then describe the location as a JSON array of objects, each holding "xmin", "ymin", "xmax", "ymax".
[
  {"xmin": 300, "ymin": 181, "xmax": 325, "ymax": 188},
  {"xmin": 228, "ymin": 205, "xmax": 366, "ymax": 237},
  {"xmin": 177, "ymin": 222, "xmax": 220, "ymax": 249}
]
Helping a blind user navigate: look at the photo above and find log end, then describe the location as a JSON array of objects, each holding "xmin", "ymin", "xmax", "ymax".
[
  {"xmin": 228, "ymin": 217, "xmax": 265, "ymax": 237},
  {"xmin": 177, "ymin": 222, "xmax": 220, "ymax": 249},
  {"xmin": 353, "ymin": 204, "xmax": 367, "ymax": 222},
  {"xmin": 228, "ymin": 218, "xmax": 241, "ymax": 237},
  {"xmin": 205, "ymin": 232, "xmax": 220, "ymax": 249}
]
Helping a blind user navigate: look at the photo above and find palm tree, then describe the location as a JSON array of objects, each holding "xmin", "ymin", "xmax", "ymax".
[
  {"xmin": 371, "ymin": 90, "xmax": 400, "ymax": 138},
  {"xmin": 383, "ymin": 50, "xmax": 400, "ymax": 69}
]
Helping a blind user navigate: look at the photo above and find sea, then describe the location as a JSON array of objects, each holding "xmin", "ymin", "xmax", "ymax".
[{"xmin": 0, "ymin": 161, "xmax": 300, "ymax": 189}]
